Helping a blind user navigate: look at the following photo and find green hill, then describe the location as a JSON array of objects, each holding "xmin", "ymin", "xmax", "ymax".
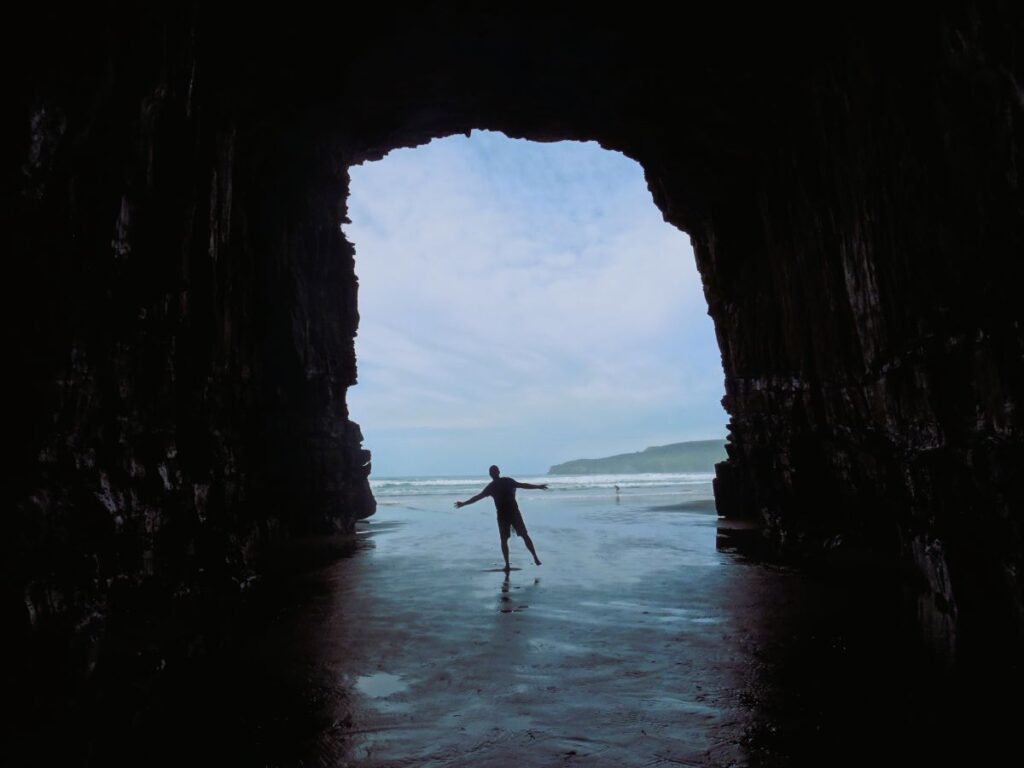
[{"xmin": 548, "ymin": 440, "xmax": 726, "ymax": 475}]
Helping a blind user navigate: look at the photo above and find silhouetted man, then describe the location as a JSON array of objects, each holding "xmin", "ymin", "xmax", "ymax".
[{"xmin": 455, "ymin": 465, "xmax": 547, "ymax": 571}]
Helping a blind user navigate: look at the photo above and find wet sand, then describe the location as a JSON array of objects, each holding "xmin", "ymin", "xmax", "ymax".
[
  {"xmin": 91, "ymin": 487, "xmax": 1021, "ymax": 766},
  {"xmin": 319, "ymin": 494, "xmax": 753, "ymax": 766}
]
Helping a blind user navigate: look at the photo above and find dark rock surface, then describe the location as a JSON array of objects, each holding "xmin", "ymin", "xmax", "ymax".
[{"xmin": 5, "ymin": 2, "xmax": 1024, "ymax": 755}]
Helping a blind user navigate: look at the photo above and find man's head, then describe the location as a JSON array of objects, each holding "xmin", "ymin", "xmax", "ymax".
[{"xmin": 489, "ymin": 465, "xmax": 500, "ymax": 479}]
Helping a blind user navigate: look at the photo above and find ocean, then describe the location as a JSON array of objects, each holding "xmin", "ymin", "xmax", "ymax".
[
  {"xmin": 369, "ymin": 471, "xmax": 717, "ymax": 507},
  {"xmin": 361, "ymin": 471, "xmax": 722, "ymax": 586}
]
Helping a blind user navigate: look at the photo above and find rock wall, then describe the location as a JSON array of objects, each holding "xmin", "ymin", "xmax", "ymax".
[
  {"xmin": 6, "ymin": 6, "xmax": 374, "ymax": 718},
  {"xmin": 697, "ymin": 10, "xmax": 1024, "ymax": 661},
  {"xmin": 6, "ymin": 2, "xmax": 1023, "ymax": 734}
]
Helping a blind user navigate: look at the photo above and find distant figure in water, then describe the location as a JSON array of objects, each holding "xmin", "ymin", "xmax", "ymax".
[
  {"xmin": 455, "ymin": 465, "xmax": 547, "ymax": 571},
  {"xmin": 614, "ymin": 484, "xmax": 621, "ymax": 503}
]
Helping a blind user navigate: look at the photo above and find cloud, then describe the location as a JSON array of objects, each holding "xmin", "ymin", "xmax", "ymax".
[{"xmin": 345, "ymin": 130, "xmax": 725, "ymax": 476}]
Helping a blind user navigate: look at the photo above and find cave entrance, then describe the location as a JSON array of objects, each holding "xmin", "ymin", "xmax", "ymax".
[
  {"xmin": 302, "ymin": 130, "xmax": 745, "ymax": 762},
  {"xmin": 343, "ymin": 129, "xmax": 726, "ymax": 487}
]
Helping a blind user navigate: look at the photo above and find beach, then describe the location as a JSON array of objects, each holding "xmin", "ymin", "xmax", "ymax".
[
  {"xmin": 320, "ymin": 473, "xmax": 760, "ymax": 765},
  {"xmin": 107, "ymin": 473, "xmax": 1002, "ymax": 766}
]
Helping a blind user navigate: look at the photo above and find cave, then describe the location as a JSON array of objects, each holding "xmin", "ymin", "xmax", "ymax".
[{"xmin": 7, "ymin": 3, "xmax": 1024, "ymax": 763}]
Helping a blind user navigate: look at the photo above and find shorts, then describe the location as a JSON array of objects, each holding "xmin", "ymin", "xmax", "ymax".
[{"xmin": 497, "ymin": 508, "xmax": 529, "ymax": 539}]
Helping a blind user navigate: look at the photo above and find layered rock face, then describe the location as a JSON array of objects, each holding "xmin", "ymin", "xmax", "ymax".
[
  {"xmin": 693, "ymin": 13, "xmax": 1024, "ymax": 661},
  {"xmin": 6, "ymin": 1, "xmax": 1022, "ymax": 718},
  {"xmin": 6, "ymin": 7, "xmax": 375, "ymax": 694}
]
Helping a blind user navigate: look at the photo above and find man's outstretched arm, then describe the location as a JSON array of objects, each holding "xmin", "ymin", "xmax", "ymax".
[
  {"xmin": 455, "ymin": 491, "xmax": 488, "ymax": 509},
  {"xmin": 515, "ymin": 481, "xmax": 549, "ymax": 490}
]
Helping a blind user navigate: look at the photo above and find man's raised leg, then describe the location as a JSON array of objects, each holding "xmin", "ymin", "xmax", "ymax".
[{"xmin": 522, "ymin": 533, "xmax": 542, "ymax": 566}]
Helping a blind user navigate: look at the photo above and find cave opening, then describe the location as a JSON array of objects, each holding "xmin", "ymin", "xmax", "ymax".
[
  {"xmin": 342, "ymin": 128, "xmax": 726, "ymax": 490},
  {"xmin": 10, "ymin": 4, "xmax": 1024, "ymax": 763}
]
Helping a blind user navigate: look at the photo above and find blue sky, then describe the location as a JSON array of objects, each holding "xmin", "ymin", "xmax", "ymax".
[{"xmin": 345, "ymin": 130, "xmax": 726, "ymax": 477}]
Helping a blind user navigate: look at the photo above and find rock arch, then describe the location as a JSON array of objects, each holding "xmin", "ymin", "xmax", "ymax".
[{"xmin": 8, "ymin": 3, "xmax": 1022, "ymax": 684}]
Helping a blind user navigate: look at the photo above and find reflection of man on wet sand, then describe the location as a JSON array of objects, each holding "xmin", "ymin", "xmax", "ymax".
[{"xmin": 455, "ymin": 465, "xmax": 547, "ymax": 571}]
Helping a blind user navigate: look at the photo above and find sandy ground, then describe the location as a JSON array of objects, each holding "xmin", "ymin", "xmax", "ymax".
[
  {"xmin": 102, "ymin": 487, "xmax": 1020, "ymax": 767},
  {"xmin": 16, "ymin": 482, "xmax": 1024, "ymax": 767},
  {"xmin": 252, "ymin": 488, "xmax": 916, "ymax": 767},
  {"xmin": 316, "ymin": 493, "xmax": 760, "ymax": 766}
]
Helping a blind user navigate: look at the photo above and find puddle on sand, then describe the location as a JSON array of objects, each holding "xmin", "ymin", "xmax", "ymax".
[{"xmin": 355, "ymin": 672, "xmax": 408, "ymax": 698}]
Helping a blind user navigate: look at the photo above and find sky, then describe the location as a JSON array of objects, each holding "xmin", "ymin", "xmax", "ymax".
[{"xmin": 344, "ymin": 130, "xmax": 726, "ymax": 477}]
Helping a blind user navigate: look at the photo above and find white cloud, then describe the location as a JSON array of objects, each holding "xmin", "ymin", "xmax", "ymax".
[{"xmin": 345, "ymin": 130, "xmax": 725, "ymax": 476}]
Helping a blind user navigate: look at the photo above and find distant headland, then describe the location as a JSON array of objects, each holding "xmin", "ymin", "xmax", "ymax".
[{"xmin": 548, "ymin": 440, "xmax": 727, "ymax": 475}]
